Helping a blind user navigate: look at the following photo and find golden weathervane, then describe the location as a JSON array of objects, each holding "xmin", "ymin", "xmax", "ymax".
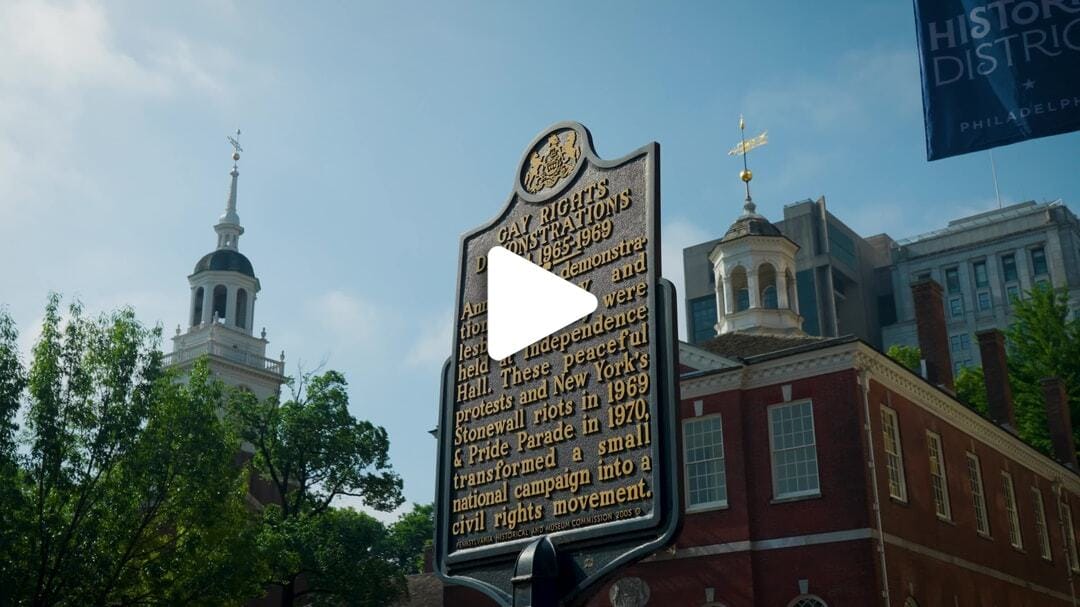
[{"xmin": 727, "ymin": 115, "xmax": 768, "ymax": 214}]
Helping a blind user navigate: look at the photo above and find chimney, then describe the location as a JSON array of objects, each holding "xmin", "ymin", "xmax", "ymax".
[
  {"xmin": 911, "ymin": 279, "xmax": 954, "ymax": 391},
  {"xmin": 976, "ymin": 329, "xmax": 1015, "ymax": 428},
  {"xmin": 1041, "ymin": 377, "xmax": 1077, "ymax": 470}
]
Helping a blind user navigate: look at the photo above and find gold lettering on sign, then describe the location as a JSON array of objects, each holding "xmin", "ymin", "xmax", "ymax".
[{"xmin": 447, "ymin": 141, "xmax": 660, "ymax": 549}]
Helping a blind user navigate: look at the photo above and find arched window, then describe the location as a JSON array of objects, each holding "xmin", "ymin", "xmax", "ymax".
[
  {"xmin": 787, "ymin": 596, "xmax": 827, "ymax": 607},
  {"xmin": 212, "ymin": 285, "xmax": 227, "ymax": 322},
  {"xmin": 730, "ymin": 266, "xmax": 749, "ymax": 312},
  {"xmin": 236, "ymin": 289, "xmax": 248, "ymax": 329},
  {"xmin": 758, "ymin": 263, "xmax": 777, "ymax": 309},
  {"xmin": 762, "ymin": 286, "xmax": 778, "ymax": 309},
  {"xmin": 191, "ymin": 287, "xmax": 204, "ymax": 326}
]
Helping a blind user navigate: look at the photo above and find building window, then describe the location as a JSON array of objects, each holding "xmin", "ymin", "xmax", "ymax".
[
  {"xmin": 1006, "ymin": 284, "xmax": 1020, "ymax": 303},
  {"xmin": 1033, "ymin": 487, "xmax": 1052, "ymax": 561},
  {"xmin": 1001, "ymin": 253, "xmax": 1018, "ymax": 283},
  {"xmin": 881, "ymin": 406, "xmax": 907, "ymax": 502},
  {"xmin": 927, "ymin": 431, "xmax": 951, "ymax": 520},
  {"xmin": 689, "ymin": 296, "xmax": 717, "ymax": 345},
  {"xmin": 915, "ymin": 271, "xmax": 931, "ymax": 282},
  {"xmin": 966, "ymin": 453, "xmax": 990, "ymax": 536},
  {"xmin": 762, "ymin": 286, "xmax": 778, "ymax": 309},
  {"xmin": 212, "ymin": 285, "xmax": 227, "ymax": 322},
  {"xmin": 1001, "ymin": 472, "xmax": 1023, "ymax": 549},
  {"xmin": 1031, "ymin": 247, "xmax": 1048, "ymax": 276},
  {"xmin": 1064, "ymin": 502, "xmax": 1079, "ymax": 571},
  {"xmin": 945, "ymin": 267, "xmax": 961, "ymax": 293},
  {"xmin": 949, "ymin": 296, "xmax": 963, "ymax": 318},
  {"xmin": 769, "ymin": 401, "xmax": 820, "ymax": 500},
  {"xmin": 950, "ymin": 333, "xmax": 970, "ymax": 355},
  {"xmin": 977, "ymin": 291, "xmax": 992, "ymax": 312},
  {"xmin": 684, "ymin": 416, "xmax": 727, "ymax": 510},
  {"xmin": 973, "ymin": 261, "xmax": 989, "ymax": 288},
  {"xmin": 191, "ymin": 286, "xmax": 204, "ymax": 326},
  {"xmin": 236, "ymin": 288, "xmax": 248, "ymax": 329},
  {"xmin": 731, "ymin": 266, "xmax": 749, "ymax": 312}
]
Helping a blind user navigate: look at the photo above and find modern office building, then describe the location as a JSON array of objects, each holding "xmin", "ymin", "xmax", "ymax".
[
  {"xmin": 686, "ymin": 197, "xmax": 1080, "ymax": 376},
  {"xmin": 881, "ymin": 200, "xmax": 1080, "ymax": 373},
  {"xmin": 683, "ymin": 197, "xmax": 892, "ymax": 349}
]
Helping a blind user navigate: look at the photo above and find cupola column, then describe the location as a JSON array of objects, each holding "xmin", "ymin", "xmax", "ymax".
[
  {"xmin": 777, "ymin": 270, "xmax": 791, "ymax": 309},
  {"xmin": 747, "ymin": 270, "xmax": 761, "ymax": 309},
  {"xmin": 722, "ymin": 269, "xmax": 735, "ymax": 315},
  {"xmin": 201, "ymin": 286, "xmax": 213, "ymax": 325}
]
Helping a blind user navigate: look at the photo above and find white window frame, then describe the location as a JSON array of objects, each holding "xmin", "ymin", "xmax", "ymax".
[
  {"xmin": 683, "ymin": 414, "xmax": 727, "ymax": 512},
  {"xmin": 1001, "ymin": 471, "xmax": 1023, "ymax": 549},
  {"xmin": 926, "ymin": 431, "xmax": 952, "ymax": 521},
  {"xmin": 881, "ymin": 406, "xmax": 907, "ymax": 502},
  {"xmin": 768, "ymin": 400, "xmax": 821, "ymax": 501},
  {"xmin": 1033, "ymin": 487, "xmax": 1052, "ymax": 561},
  {"xmin": 1064, "ymin": 501, "xmax": 1080, "ymax": 572},
  {"xmin": 966, "ymin": 453, "xmax": 990, "ymax": 537}
]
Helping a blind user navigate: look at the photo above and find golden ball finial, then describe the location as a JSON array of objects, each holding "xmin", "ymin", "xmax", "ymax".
[
  {"xmin": 232, "ymin": 152, "xmax": 240, "ymax": 161},
  {"xmin": 740, "ymin": 169, "xmax": 753, "ymax": 183}
]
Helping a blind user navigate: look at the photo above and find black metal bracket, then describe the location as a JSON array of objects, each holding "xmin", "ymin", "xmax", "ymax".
[{"xmin": 511, "ymin": 536, "xmax": 559, "ymax": 607}]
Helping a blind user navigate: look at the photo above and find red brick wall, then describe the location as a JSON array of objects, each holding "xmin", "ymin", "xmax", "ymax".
[{"xmin": 865, "ymin": 375, "xmax": 1080, "ymax": 605}]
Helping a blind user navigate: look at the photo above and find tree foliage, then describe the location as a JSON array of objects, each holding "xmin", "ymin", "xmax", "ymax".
[
  {"xmin": 954, "ymin": 365, "xmax": 988, "ymax": 416},
  {"xmin": 1006, "ymin": 285, "xmax": 1080, "ymax": 455},
  {"xmin": 228, "ymin": 369, "xmax": 406, "ymax": 607},
  {"xmin": 0, "ymin": 295, "xmax": 266, "ymax": 606},
  {"xmin": 386, "ymin": 503, "xmax": 434, "ymax": 574},
  {"xmin": 885, "ymin": 344, "xmax": 921, "ymax": 374}
]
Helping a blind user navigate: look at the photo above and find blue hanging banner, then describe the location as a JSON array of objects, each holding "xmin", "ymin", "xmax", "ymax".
[{"xmin": 914, "ymin": 0, "xmax": 1080, "ymax": 160}]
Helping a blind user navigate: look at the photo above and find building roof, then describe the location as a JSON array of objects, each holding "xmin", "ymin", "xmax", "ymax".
[
  {"xmin": 393, "ymin": 573, "xmax": 443, "ymax": 607},
  {"xmin": 193, "ymin": 249, "xmax": 255, "ymax": 277},
  {"xmin": 697, "ymin": 331, "xmax": 827, "ymax": 360},
  {"xmin": 721, "ymin": 213, "xmax": 784, "ymax": 242}
]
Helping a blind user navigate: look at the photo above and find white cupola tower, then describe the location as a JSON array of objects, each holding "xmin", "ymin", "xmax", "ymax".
[
  {"xmin": 166, "ymin": 131, "xmax": 285, "ymax": 400},
  {"xmin": 708, "ymin": 117, "xmax": 802, "ymax": 337},
  {"xmin": 709, "ymin": 203, "xmax": 803, "ymax": 336}
]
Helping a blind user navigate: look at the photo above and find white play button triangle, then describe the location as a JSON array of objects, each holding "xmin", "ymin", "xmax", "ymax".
[{"xmin": 487, "ymin": 245, "xmax": 598, "ymax": 360}]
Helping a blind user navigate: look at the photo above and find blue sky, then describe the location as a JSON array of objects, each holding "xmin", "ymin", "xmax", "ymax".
[{"xmin": 1, "ymin": 0, "xmax": 1078, "ymax": 519}]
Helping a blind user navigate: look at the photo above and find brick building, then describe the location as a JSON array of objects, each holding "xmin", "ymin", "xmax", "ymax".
[{"xmin": 440, "ymin": 206, "xmax": 1080, "ymax": 607}]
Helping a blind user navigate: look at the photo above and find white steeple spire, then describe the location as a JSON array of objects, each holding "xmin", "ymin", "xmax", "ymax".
[{"xmin": 215, "ymin": 130, "xmax": 244, "ymax": 250}]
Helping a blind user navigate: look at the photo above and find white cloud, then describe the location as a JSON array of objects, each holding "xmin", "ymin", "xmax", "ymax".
[
  {"xmin": 661, "ymin": 218, "xmax": 710, "ymax": 340},
  {"xmin": 406, "ymin": 309, "xmax": 453, "ymax": 369},
  {"xmin": 0, "ymin": 0, "xmax": 239, "ymax": 217},
  {"xmin": 306, "ymin": 290, "xmax": 380, "ymax": 342}
]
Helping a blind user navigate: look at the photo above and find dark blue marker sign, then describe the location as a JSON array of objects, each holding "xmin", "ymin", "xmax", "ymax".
[{"xmin": 914, "ymin": 0, "xmax": 1080, "ymax": 160}]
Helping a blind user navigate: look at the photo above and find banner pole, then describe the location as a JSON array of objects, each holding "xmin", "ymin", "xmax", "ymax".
[{"xmin": 990, "ymin": 150, "xmax": 1002, "ymax": 209}]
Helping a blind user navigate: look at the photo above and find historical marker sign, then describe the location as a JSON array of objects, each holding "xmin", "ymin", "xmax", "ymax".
[{"xmin": 434, "ymin": 122, "xmax": 681, "ymax": 606}]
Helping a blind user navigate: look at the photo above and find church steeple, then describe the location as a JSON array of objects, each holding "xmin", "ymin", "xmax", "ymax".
[
  {"xmin": 168, "ymin": 130, "xmax": 284, "ymax": 401},
  {"xmin": 215, "ymin": 130, "xmax": 244, "ymax": 251}
]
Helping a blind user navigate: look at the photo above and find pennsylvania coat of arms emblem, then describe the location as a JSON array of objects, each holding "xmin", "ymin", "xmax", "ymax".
[{"xmin": 523, "ymin": 130, "xmax": 581, "ymax": 194}]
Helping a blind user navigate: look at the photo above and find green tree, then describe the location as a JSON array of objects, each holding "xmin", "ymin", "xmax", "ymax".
[
  {"xmin": 1006, "ymin": 285, "xmax": 1080, "ymax": 455},
  {"xmin": 886, "ymin": 344, "xmax": 921, "ymax": 374},
  {"xmin": 386, "ymin": 503, "xmax": 434, "ymax": 574},
  {"xmin": 0, "ymin": 296, "xmax": 267, "ymax": 606},
  {"xmin": 954, "ymin": 365, "xmax": 988, "ymax": 416},
  {"xmin": 228, "ymin": 369, "xmax": 406, "ymax": 606}
]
